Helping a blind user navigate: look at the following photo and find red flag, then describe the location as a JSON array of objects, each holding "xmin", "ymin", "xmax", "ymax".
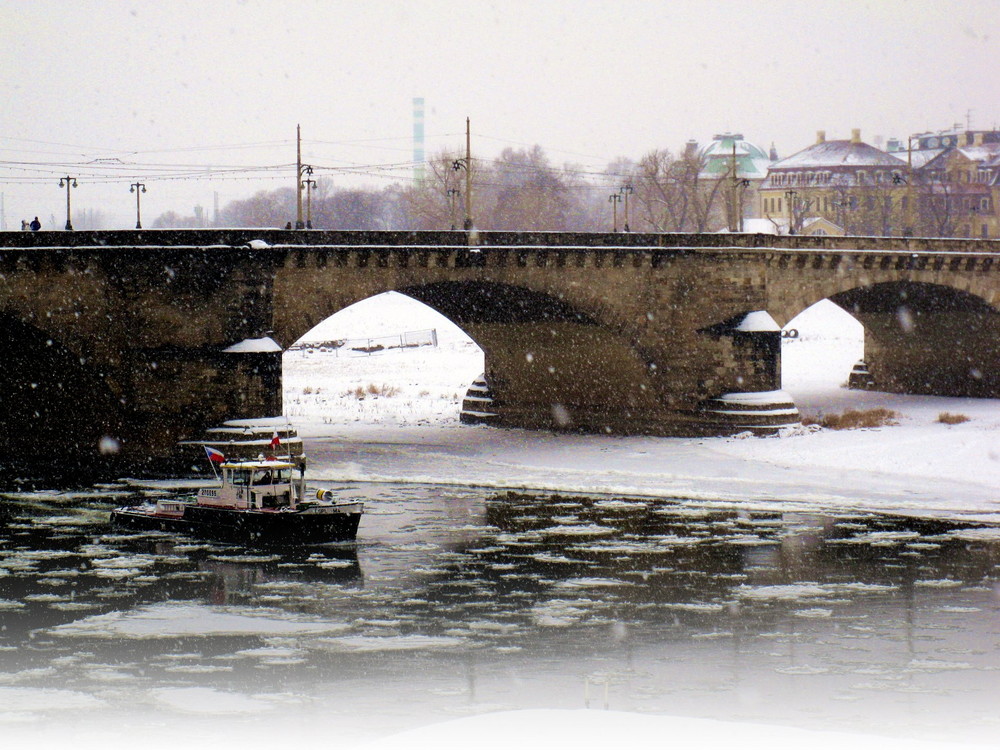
[
  {"xmin": 270, "ymin": 432, "xmax": 281, "ymax": 449},
  {"xmin": 205, "ymin": 446, "xmax": 225, "ymax": 463}
]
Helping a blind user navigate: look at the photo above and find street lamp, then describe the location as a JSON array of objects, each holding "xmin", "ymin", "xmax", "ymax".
[
  {"xmin": 452, "ymin": 158, "xmax": 473, "ymax": 230},
  {"xmin": 59, "ymin": 176, "xmax": 77, "ymax": 230},
  {"xmin": 609, "ymin": 192, "xmax": 622, "ymax": 232},
  {"xmin": 619, "ymin": 185, "xmax": 634, "ymax": 232},
  {"xmin": 296, "ymin": 163, "xmax": 312, "ymax": 229},
  {"xmin": 130, "ymin": 182, "xmax": 146, "ymax": 229},
  {"xmin": 300, "ymin": 168, "xmax": 316, "ymax": 229},
  {"xmin": 446, "ymin": 188, "xmax": 461, "ymax": 230},
  {"xmin": 784, "ymin": 189, "xmax": 798, "ymax": 234}
]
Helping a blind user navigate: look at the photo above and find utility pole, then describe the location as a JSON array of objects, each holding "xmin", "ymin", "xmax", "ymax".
[
  {"xmin": 130, "ymin": 182, "xmax": 146, "ymax": 229},
  {"xmin": 609, "ymin": 192, "xmax": 622, "ymax": 232},
  {"xmin": 295, "ymin": 124, "xmax": 305, "ymax": 229},
  {"xmin": 619, "ymin": 185, "xmax": 634, "ymax": 232},
  {"xmin": 301, "ymin": 167, "xmax": 316, "ymax": 229},
  {"xmin": 728, "ymin": 141, "xmax": 739, "ymax": 232},
  {"xmin": 59, "ymin": 176, "xmax": 77, "ymax": 230},
  {"xmin": 447, "ymin": 188, "xmax": 461, "ymax": 230},
  {"xmin": 451, "ymin": 117, "xmax": 474, "ymax": 230},
  {"xmin": 464, "ymin": 117, "xmax": 472, "ymax": 230}
]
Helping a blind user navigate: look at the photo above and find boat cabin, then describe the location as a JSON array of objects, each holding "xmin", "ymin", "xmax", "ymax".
[{"xmin": 197, "ymin": 459, "xmax": 306, "ymax": 510}]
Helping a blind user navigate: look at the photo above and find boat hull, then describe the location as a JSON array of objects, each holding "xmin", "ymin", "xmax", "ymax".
[{"xmin": 111, "ymin": 503, "xmax": 361, "ymax": 545}]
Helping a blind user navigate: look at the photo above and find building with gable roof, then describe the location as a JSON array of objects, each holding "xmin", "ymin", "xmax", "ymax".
[
  {"xmin": 898, "ymin": 130, "xmax": 1000, "ymax": 238},
  {"xmin": 759, "ymin": 129, "xmax": 909, "ymax": 236}
]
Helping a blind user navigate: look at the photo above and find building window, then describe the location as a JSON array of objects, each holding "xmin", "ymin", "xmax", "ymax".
[{"xmin": 982, "ymin": 224, "xmax": 989, "ymax": 238}]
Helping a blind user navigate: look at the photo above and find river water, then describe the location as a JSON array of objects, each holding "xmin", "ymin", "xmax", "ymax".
[{"xmin": 2, "ymin": 480, "xmax": 1000, "ymax": 747}]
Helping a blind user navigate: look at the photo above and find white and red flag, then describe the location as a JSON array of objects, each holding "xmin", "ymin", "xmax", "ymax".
[
  {"xmin": 270, "ymin": 432, "xmax": 281, "ymax": 449},
  {"xmin": 204, "ymin": 446, "xmax": 226, "ymax": 463}
]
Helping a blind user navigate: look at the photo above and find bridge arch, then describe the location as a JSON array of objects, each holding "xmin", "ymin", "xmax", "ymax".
[
  {"xmin": 282, "ymin": 291, "xmax": 484, "ymax": 425},
  {"xmin": 278, "ymin": 280, "xmax": 668, "ymax": 433},
  {"xmin": 401, "ymin": 281, "xmax": 665, "ymax": 431},
  {"xmin": 777, "ymin": 281, "xmax": 1000, "ymax": 398}
]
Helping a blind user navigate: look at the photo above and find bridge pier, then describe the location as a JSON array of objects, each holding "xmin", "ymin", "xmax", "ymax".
[
  {"xmin": 460, "ymin": 310, "xmax": 799, "ymax": 436},
  {"xmin": 123, "ymin": 347, "xmax": 282, "ymax": 471}
]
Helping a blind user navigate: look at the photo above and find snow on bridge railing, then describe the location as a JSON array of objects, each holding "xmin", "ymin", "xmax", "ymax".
[{"xmin": 2, "ymin": 229, "xmax": 999, "ymax": 255}]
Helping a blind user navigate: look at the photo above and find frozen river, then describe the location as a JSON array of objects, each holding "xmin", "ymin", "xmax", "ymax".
[{"xmin": 2, "ymin": 478, "xmax": 1000, "ymax": 748}]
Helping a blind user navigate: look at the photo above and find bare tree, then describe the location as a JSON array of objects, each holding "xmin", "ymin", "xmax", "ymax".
[
  {"xmin": 489, "ymin": 146, "xmax": 576, "ymax": 230},
  {"xmin": 399, "ymin": 149, "xmax": 477, "ymax": 230},
  {"xmin": 914, "ymin": 177, "xmax": 958, "ymax": 238},
  {"xmin": 631, "ymin": 147, "xmax": 724, "ymax": 232},
  {"xmin": 215, "ymin": 188, "xmax": 296, "ymax": 228}
]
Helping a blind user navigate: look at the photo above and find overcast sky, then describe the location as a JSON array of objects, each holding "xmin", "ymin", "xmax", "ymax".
[{"xmin": 3, "ymin": 0, "xmax": 999, "ymax": 228}]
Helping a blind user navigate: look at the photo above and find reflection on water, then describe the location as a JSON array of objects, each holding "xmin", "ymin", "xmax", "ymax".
[{"xmin": 1, "ymin": 483, "xmax": 1000, "ymax": 743}]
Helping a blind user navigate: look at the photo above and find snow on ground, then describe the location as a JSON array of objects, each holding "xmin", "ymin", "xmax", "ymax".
[
  {"xmin": 284, "ymin": 293, "xmax": 1000, "ymax": 523},
  {"xmin": 284, "ymin": 292, "xmax": 484, "ymax": 426}
]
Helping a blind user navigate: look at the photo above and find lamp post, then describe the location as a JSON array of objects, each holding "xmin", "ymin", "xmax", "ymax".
[
  {"xmin": 609, "ymin": 192, "xmax": 622, "ymax": 232},
  {"xmin": 447, "ymin": 188, "xmax": 461, "ymax": 230},
  {"xmin": 300, "ymin": 167, "xmax": 316, "ymax": 229},
  {"xmin": 59, "ymin": 176, "xmax": 77, "ymax": 230},
  {"xmin": 784, "ymin": 189, "xmax": 798, "ymax": 234},
  {"xmin": 130, "ymin": 182, "xmax": 146, "ymax": 229},
  {"xmin": 296, "ymin": 162, "xmax": 312, "ymax": 229},
  {"xmin": 904, "ymin": 134, "xmax": 918, "ymax": 236},
  {"xmin": 619, "ymin": 185, "xmax": 634, "ymax": 232}
]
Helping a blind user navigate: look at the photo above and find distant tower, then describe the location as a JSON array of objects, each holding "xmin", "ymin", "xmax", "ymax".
[{"xmin": 412, "ymin": 97, "xmax": 425, "ymax": 184}]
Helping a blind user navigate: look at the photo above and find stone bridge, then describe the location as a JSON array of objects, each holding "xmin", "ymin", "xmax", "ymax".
[{"xmin": 2, "ymin": 229, "xmax": 998, "ymax": 474}]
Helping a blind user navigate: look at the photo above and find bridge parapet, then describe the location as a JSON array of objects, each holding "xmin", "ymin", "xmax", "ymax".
[{"xmin": 4, "ymin": 228, "xmax": 1000, "ymax": 254}]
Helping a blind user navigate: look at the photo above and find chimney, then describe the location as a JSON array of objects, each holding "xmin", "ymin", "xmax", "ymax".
[
  {"xmin": 974, "ymin": 132, "xmax": 985, "ymax": 146},
  {"xmin": 851, "ymin": 128, "xmax": 862, "ymax": 144},
  {"xmin": 684, "ymin": 139, "xmax": 699, "ymax": 157},
  {"xmin": 816, "ymin": 130, "xmax": 826, "ymax": 144}
]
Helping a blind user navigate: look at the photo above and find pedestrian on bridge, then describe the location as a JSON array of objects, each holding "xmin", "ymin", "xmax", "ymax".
[{"xmin": 29, "ymin": 217, "xmax": 41, "ymax": 231}]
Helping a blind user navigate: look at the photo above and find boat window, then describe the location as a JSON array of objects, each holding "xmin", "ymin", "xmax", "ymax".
[{"xmin": 252, "ymin": 468, "xmax": 291, "ymax": 484}]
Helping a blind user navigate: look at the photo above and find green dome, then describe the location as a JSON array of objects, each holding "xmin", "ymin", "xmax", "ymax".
[{"xmin": 698, "ymin": 133, "xmax": 772, "ymax": 179}]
